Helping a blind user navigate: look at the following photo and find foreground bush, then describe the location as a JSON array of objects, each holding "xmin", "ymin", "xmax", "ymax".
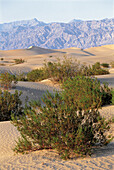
[
  {"xmin": 0, "ymin": 90, "xmax": 23, "ymax": 121},
  {"xmin": 0, "ymin": 72, "xmax": 18, "ymax": 89},
  {"xmin": 11, "ymin": 76, "xmax": 112, "ymax": 159}
]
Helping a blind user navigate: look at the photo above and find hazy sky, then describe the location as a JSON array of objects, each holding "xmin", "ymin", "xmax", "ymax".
[{"xmin": 0, "ymin": 0, "xmax": 113, "ymax": 23}]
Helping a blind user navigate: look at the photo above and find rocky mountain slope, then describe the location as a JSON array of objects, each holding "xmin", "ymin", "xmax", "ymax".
[{"xmin": 0, "ymin": 18, "xmax": 113, "ymax": 50}]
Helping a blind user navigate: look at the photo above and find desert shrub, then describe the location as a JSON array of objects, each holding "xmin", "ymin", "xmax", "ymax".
[
  {"xmin": 43, "ymin": 57, "xmax": 85, "ymax": 82},
  {"xmin": 0, "ymin": 90, "xmax": 23, "ymax": 121},
  {"xmin": 27, "ymin": 68, "xmax": 47, "ymax": 82},
  {"xmin": 87, "ymin": 62, "xmax": 109, "ymax": 75},
  {"xmin": 112, "ymin": 117, "xmax": 114, "ymax": 123},
  {"xmin": 110, "ymin": 61, "xmax": 114, "ymax": 68},
  {"xmin": 62, "ymin": 76, "xmax": 112, "ymax": 108},
  {"xmin": 100, "ymin": 83, "xmax": 112, "ymax": 106},
  {"xmin": 11, "ymin": 76, "xmax": 112, "ymax": 159},
  {"xmin": 0, "ymin": 72, "xmax": 18, "ymax": 89},
  {"xmin": 14, "ymin": 59, "xmax": 25, "ymax": 64},
  {"xmin": 1, "ymin": 58, "xmax": 4, "ymax": 61},
  {"xmin": 101, "ymin": 63, "xmax": 109, "ymax": 68},
  {"xmin": 16, "ymin": 73, "xmax": 27, "ymax": 81},
  {"xmin": 111, "ymin": 89, "xmax": 114, "ymax": 105}
]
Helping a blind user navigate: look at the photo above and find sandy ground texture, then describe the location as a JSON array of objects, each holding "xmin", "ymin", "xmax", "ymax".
[{"xmin": 0, "ymin": 106, "xmax": 113, "ymax": 170}]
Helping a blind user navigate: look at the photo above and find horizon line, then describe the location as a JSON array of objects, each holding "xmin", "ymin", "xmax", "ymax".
[{"xmin": 0, "ymin": 17, "xmax": 113, "ymax": 24}]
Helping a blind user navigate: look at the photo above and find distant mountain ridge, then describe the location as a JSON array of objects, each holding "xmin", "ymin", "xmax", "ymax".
[{"xmin": 0, "ymin": 18, "xmax": 113, "ymax": 50}]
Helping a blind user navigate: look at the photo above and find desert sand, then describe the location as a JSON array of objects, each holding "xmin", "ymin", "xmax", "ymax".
[
  {"xmin": 0, "ymin": 45, "xmax": 114, "ymax": 169},
  {"xmin": 0, "ymin": 45, "xmax": 114, "ymax": 74}
]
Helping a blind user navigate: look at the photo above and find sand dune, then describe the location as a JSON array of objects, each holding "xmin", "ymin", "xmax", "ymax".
[
  {"xmin": 0, "ymin": 46, "xmax": 58, "ymax": 57},
  {"xmin": 0, "ymin": 45, "xmax": 113, "ymax": 72}
]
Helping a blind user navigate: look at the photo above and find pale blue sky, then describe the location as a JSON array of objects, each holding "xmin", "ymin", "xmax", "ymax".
[{"xmin": 0, "ymin": 0, "xmax": 113, "ymax": 23}]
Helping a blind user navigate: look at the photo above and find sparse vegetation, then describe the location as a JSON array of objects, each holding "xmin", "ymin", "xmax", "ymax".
[
  {"xmin": 0, "ymin": 90, "xmax": 23, "ymax": 121},
  {"xmin": 11, "ymin": 76, "xmax": 113, "ymax": 159},
  {"xmin": 14, "ymin": 58, "xmax": 25, "ymax": 64},
  {"xmin": 26, "ymin": 58, "xmax": 109, "ymax": 83},
  {"xmin": 0, "ymin": 64, "xmax": 5, "ymax": 66}
]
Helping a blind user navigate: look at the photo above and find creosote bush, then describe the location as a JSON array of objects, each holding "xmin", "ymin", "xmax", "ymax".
[
  {"xmin": 111, "ymin": 89, "xmax": 114, "ymax": 105},
  {"xmin": 14, "ymin": 58, "xmax": 25, "ymax": 64},
  {"xmin": 101, "ymin": 63, "xmax": 109, "ymax": 68},
  {"xmin": 0, "ymin": 72, "xmax": 18, "ymax": 89},
  {"xmin": 62, "ymin": 76, "xmax": 112, "ymax": 108},
  {"xmin": 16, "ymin": 73, "xmax": 27, "ymax": 81},
  {"xmin": 27, "ymin": 68, "xmax": 48, "ymax": 82},
  {"xmin": 0, "ymin": 90, "xmax": 23, "ymax": 121},
  {"xmin": 11, "ymin": 76, "xmax": 112, "ymax": 159}
]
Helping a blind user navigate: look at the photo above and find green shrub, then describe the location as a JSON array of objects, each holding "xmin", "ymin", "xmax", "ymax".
[
  {"xmin": 0, "ymin": 90, "xmax": 23, "ymax": 121},
  {"xmin": 0, "ymin": 72, "xmax": 18, "ymax": 89},
  {"xmin": 27, "ymin": 69, "xmax": 47, "ymax": 82},
  {"xmin": 101, "ymin": 63, "xmax": 109, "ymax": 68},
  {"xmin": 14, "ymin": 59, "xmax": 25, "ymax": 64},
  {"xmin": 11, "ymin": 76, "xmax": 112, "ymax": 159}
]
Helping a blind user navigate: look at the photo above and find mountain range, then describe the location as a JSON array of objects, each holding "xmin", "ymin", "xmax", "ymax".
[{"xmin": 0, "ymin": 18, "xmax": 113, "ymax": 50}]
